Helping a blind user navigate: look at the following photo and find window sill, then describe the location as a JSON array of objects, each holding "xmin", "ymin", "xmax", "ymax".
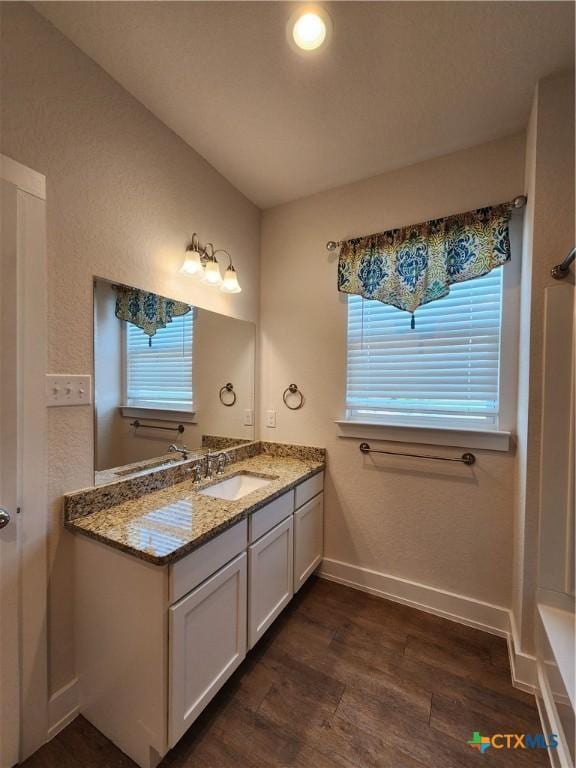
[
  {"xmin": 120, "ymin": 406, "xmax": 198, "ymax": 424},
  {"xmin": 335, "ymin": 420, "xmax": 512, "ymax": 452}
]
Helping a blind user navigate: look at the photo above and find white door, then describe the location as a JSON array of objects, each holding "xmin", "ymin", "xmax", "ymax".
[
  {"xmin": 0, "ymin": 156, "xmax": 48, "ymax": 766},
  {"xmin": 169, "ymin": 553, "xmax": 247, "ymax": 748},
  {"xmin": 0, "ymin": 177, "xmax": 21, "ymax": 768},
  {"xmin": 294, "ymin": 492, "xmax": 324, "ymax": 593},
  {"xmin": 248, "ymin": 516, "xmax": 293, "ymax": 649}
]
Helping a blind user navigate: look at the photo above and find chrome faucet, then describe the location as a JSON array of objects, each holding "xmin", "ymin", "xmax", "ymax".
[
  {"xmin": 168, "ymin": 443, "xmax": 190, "ymax": 460},
  {"xmin": 192, "ymin": 451, "xmax": 229, "ymax": 481},
  {"xmin": 207, "ymin": 452, "xmax": 220, "ymax": 478},
  {"xmin": 197, "ymin": 451, "xmax": 217, "ymax": 479}
]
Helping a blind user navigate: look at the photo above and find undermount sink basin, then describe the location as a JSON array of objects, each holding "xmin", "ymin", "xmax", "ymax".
[{"xmin": 199, "ymin": 472, "xmax": 274, "ymax": 501}]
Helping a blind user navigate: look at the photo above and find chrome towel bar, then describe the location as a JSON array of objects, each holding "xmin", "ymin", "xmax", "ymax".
[
  {"xmin": 359, "ymin": 442, "xmax": 475, "ymax": 466},
  {"xmin": 130, "ymin": 419, "xmax": 185, "ymax": 434}
]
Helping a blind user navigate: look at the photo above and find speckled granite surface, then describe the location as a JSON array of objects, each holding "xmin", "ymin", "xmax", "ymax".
[
  {"xmin": 65, "ymin": 453, "xmax": 324, "ymax": 565},
  {"xmin": 65, "ymin": 442, "xmax": 262, "ymax": 520},
  {"xmin": 202, "ymin": 435, "xmax": 252, "ymax": 450},
  {"xmin": 65, "ymin": 441, "xmax": 325, "ymax": 521}
]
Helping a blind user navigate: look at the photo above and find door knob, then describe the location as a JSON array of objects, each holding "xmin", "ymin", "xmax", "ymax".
[{"xmin": 0, "ymin": 508, "xmax": 11, "ymax": 529}]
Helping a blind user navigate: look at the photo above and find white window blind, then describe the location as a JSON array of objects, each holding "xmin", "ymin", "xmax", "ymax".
[
  {"xmin": 125, "ymin": 311, "xmax": 194, "ymax": 410},
  {"xmin": 346, "ymin": 268, "xmax": 504, "ymax": 429}
]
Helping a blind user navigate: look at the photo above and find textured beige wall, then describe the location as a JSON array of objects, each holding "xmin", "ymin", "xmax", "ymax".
[
  {"xmin": 0, "ymin": 3, "xmax": 260, "ymax": 694},
  {"xmin": 93, "ymin": 281, "xmax": 124, "ymax": 470},
  {"xmin": 194, "ymin": 311, "xmax": 255, "ymax": 442},
  {"xmin": 260, "ymin": 134, "xmax": 526, "ymax": 609},
  {"xmin": 513, "ymin": 70, "xmax": 575, "ymax": 655}
]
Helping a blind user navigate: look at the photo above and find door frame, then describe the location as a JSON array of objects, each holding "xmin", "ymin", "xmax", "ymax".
[{"xmin": 0, "ymin": 154, "xmax": 49, "ymax": 761}]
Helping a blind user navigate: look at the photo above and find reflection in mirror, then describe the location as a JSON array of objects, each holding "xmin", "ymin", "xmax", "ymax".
[{"xmin": 93, "ymin": 279, "xmax": 255, "ymax": 485}]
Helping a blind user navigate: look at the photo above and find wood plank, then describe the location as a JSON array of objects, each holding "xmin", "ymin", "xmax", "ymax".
[
  {"xmin": 22, "ymin": 577, "xmax": 544, "ymax": 768},
  {"xmin": 21, "ymin": 737, "xmax": 80, "ymax": 768},
  {"xmin": 430, "ymin": 693, "xmax": 549, "ymax": 766},
  {"xmin": 56, "ymin": 716, "xmax": 134, "ymax": 768},
  {"xmin": 335, "ymin": 687, "xmax": 479, "ymax": 768}
]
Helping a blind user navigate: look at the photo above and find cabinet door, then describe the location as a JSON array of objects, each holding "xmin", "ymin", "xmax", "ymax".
[
  {"xmin": 294, "ymin": 492, "xmax": 324, "ymax": 593},
  {"xmin": 169, "ymin": 553, "xmax": 247, "ymax": 747},
  {"xmin": 248, "ymin": 517, "xmax": 293, "ymax": 649}
]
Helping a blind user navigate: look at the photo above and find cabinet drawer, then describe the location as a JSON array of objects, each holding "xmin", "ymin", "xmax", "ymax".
[
  {"xmin": 169, "ymin": 520, "xmax": 247, "ymax": 604},
  {"xmin": 249, "ymin": 490, "xmax": 294, "ymax": 543},
  {"xmin": 295, "ymin": 471, "xmax": 324, "ymax": 510}
]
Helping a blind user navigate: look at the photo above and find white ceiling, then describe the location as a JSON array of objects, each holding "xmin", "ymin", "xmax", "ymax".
[{"xmin": 35, "ymin": 1, "xmax": 574, "ymax": 208}]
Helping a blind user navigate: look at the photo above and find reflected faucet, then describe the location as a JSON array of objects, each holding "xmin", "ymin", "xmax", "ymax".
[{"xmin": 168, "ymin": 443, "xmax": 190, "ymax": 460}]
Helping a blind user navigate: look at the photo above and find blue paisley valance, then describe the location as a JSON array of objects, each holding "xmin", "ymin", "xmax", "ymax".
[
  {"xmin": 337, "ymin": 202, "xmax": 513, "ymax": 324},
  {"xmin": 115, "ymin": 285, "xmax": 191, "ymax": 345}
]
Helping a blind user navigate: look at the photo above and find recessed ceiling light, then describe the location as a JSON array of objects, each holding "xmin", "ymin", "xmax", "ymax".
[{"xmin": 290, "ymin": 9, "xmax": 330, "ymax": 52}]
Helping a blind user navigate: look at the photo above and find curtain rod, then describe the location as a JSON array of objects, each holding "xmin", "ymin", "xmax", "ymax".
[{"xmin": 325, "ymin": 195, "xmax": 528, "ymax": 252}]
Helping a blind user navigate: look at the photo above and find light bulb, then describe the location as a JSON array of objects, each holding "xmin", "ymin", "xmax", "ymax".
[
  {"xmin": 221, "ymin": 266, "xmax": 242, "ymax": 294},
  {"xmin": 180, "ymin": 249, "xmax": 203, "ymax": 276},
  {"xmin": 202, "ymin": 260, "xmax": 222, "ymax": 285},
  {"xmin": 292, "ymin": 12, "xmax": 327, "ymax": 51}
]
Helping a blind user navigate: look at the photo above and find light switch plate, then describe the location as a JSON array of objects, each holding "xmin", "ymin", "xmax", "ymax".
[
  {"xmin": 266, "ymin": 410, "xmax": 276, "ymax": 428},
  {"xmin": 46, "ymin": 374, "xmax": 92, "ymax": 407},
  {"xmin": 244, "ymin": 409, "xmax": 254, "ymax": 426}
]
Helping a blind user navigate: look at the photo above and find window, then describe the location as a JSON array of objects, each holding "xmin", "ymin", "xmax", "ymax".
[
  {"xmin": 345, "ymin": 268, "xmax": 505, "ymax": 430},
  {"xmin": 125, "ymin": 311, "xmax": 194, "ymax": 410}
]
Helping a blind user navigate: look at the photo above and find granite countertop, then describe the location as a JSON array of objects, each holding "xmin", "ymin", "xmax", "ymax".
[{"xmin": 65, "ymin": 453, "xmax": 324, "ymax": 565}]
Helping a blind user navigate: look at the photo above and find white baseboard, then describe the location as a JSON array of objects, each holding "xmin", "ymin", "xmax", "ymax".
[
  {"xmin": 536, "ymin": 665, "xmax": 573, "ymax": 768},
  {"xmin": 507, "ymin": 611, "xmax": 537, "ymax": 692},
  {"xmin": 318, "ymin": 558, "xmax": 536, "ymax": 692},
  {"xmin": 47, "ymin": 677, "xmax": 79, "ymax": 740}
]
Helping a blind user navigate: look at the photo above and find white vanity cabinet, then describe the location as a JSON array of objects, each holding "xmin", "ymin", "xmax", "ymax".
[
  {"xmin": 169, "ymin": 552, "xmax": 247, "ymax": 746},
  {"xmin": 294, "ymin": 492, "xmax": 324, "ymax": 593},
  {"xmin": 248, "ymin": 516, "xmax": 293, "ymax": 648},
  {"xmin": 74, "ymin": 470, "xmax": 324, "ymax": 768}
]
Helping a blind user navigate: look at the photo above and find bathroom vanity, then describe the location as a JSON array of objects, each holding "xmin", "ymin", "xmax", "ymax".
[{"xmin": 64, "ymin": 443, "xmax": 325, "ymax": 768}]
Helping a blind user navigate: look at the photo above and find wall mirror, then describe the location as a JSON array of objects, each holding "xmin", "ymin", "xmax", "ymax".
[{"xmin": 93, "ymin": 278, "xmax": 255, "ymax": 485}]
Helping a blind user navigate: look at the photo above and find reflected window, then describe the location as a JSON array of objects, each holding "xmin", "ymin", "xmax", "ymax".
[{"xmin": 125, "ymin": 311, "xmax": 194, "ymax": 410}]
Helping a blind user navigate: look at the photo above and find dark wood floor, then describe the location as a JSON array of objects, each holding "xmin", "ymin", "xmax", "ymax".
[{"xmin": 23, "ymin": 577, "xmax": 547, "ymax": 768}]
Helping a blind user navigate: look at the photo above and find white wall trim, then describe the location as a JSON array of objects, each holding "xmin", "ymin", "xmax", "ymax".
[
  {"xmin": 0, "ymin": 154, "xmax": 46, "ymax": 200},
  {"xmin": 1, "ymin": 155, "xmax": 49, "ymax": 760},
  {"xmin": 318, "ymin": 558, "xmax": 536, "ymax": 691},
  {"xmin": 47, "ymin": 678, "xmax": 79, "ymax": 741},
  {"xmin": 119, "ymin": 406, "xmax": 198, "ymax": 423},
  {"xmin": 535, "ymin": 665, "xmax": 573, "ymax": 768},
  {"xmin": 335, "ymin": 421, "xmax": 512, "ymax": 452}
]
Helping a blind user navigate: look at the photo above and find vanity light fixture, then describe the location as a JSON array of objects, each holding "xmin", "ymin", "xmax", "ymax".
[
  {"xmin": 201, "ymin": 243, "xmax": 223, "ymax": 286},
  {"xmin": 289, "ymin": 7, "xmax": 331, "ymax": 52},
  {"xmin": 218, "ymin": 253, "xmax": 242, "ymax": 294},
  {"xmin": 180, "ymin": 233, "xmax": 204, "ymax": 276},
  {"xmin": 181, "ymin": 236, "xmax": 241, "ymax": 293}
]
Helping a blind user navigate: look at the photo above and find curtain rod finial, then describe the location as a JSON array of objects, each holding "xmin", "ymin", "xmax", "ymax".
[
  {"xmin": 513, "ymin": 195, "xmax": 527, "ymax": 209},
  {"xmin": 326, "ymin": 240, "xmax": 339, "ymax": 251}
]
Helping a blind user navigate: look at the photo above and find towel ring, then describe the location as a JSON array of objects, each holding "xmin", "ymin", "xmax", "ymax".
[
  {"xmin": 219, "ymin": 382, "xmax": 236, "ymax": 407},
  {"xmin": 283, "ymin": 384, "xmax": 304, "ymax": 410}
]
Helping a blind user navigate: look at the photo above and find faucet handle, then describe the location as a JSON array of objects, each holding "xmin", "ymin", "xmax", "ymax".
[
  {"xmin": 216, "ymin": 452, "xmax": 228, "ymax": 475},
  {"xmin": 192, "ymin": 463, "xmax": 203, "ymax": 484}
]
